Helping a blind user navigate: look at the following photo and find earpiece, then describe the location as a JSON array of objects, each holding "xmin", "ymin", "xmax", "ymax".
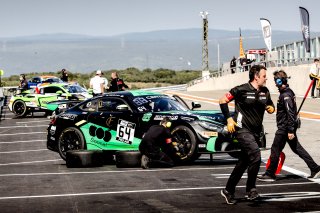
[
  {"xmin": 274, "ymin": 77, "xmax": 287, "ymax": 86},
  {"xmin": 275, "ymin": 78, "xmax": 283, "ymax": 86},
  {"xmin": 166, "ymin": 121, "xmax": 172, "ymax": 128}
]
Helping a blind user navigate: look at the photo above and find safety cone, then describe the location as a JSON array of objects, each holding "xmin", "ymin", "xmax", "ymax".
[{"xmin": 266, "ymin": 152, "xmax": 286, "ymax": 175}]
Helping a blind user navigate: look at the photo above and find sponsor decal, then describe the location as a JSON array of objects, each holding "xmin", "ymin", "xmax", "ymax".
[
  {"xmin": 50, "ymin": 125, "xmax": 56, "ymax": 135},
  {"xmin": 116, "ymin": 119, "xmax": 136, "ymax": 144},
  {"xmin": 90, "ymin": 137, "xmax": 107, "ymax": 146},
  {"xmin": 133, "ymin": 97, "xmax": 148, "ymax": 105},
  {"xmin": 60, "ymin": 113, "xmax": 77, "ymax": 120},
  {"xmin": 180, "ymin": 116, "xmax": 195, "ymax": 121},
  {"xmin": 142, "ymin": 113, "xmax": 152, "ymax": 122},
  {"xmin": 145, "ymin": 96, "xmax": 168, "ymax": 100},
  {"xmin": 198, "ymin": 144, "xmax": 206, "ymax": 148},
  {"xmin": 137, "ymin": 106, "xmax": 147, "ymax": 112},
  {"xmin": 106, "ymin": 116, "xmax": 116, "ymax": 127},
  {"xmin": 202, "ymin": 131, "xmax": 218, "ymax": 137},
  {"xmin": 89, "ymin": 125, "xmax": 112, "ymax": 142},
  {"xmin": 154, "ymin": 115, "xmax": 178, "ymax": 121},
  {"xmin": 75, "ymin": 120, "xmax": 86, "ymax": 127}
]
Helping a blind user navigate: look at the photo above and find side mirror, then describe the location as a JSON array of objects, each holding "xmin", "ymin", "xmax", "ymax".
[
  {"xmin": 116, "ymin": 104, "xmax": 129, "ymax": 112},
  {"xmin": 191, "ymin": 102, "xmax": 201, "ymax": 110},
  {"xmin": 87, "ymin": 88, "xmax": 93, "ymax": 95}
]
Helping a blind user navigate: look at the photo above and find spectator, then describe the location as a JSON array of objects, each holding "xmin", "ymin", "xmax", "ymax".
[
  {"xmin": 139, "ymin": 117, "xmax": 178, "ymax": 169},
  {"xmin": 230, "ymin": 56, "xmax": 236, "ymax": 74},
  {"xmin": 89, "ymin": 70, "xmax": 105, "ymax": 96},
  {"xmin": 19, "ymin": 74, "xmax": 28, "ymax": 90},
  {"xmin": 258, "ymin": 70, "xmax": 320, "ymax": 181},
  {"xmin": 219, "ymin": 65, "xmax": 274, "ymax": 204},
  {"xmin": 108, "ymin": 72, "xmax": 128, "ymax": 92},
  {"xmin": 60, "ymin": 69, "xmax": 68, "ymax": 82},
  {"xmin": 309, "ymin": 58, "xmax": 319, "ymax": 98}
]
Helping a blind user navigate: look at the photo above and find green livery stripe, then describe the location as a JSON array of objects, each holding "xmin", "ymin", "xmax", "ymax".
[
  {"xmin": 130, "ymin": 90, "xmax": 161, "ymax": 96},
  {"xmin": 80, "ymin": 122, "xmax": 141, "ymax": 151},
  {"xmin": 206, "ymin": 137, "xmax": 217, "ymax": 152}
]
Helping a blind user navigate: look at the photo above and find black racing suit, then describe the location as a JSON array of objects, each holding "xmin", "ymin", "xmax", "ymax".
[
  {"xmin": 224, "ymin": 82, "xmax": 274, "ymax": 194},
  {"xmin": 108, "ymin": 78, "xmax": 128, "ymax": 92},
  {"xmin": 19, "ymin": 79, "xmax": 28, "ymax": 91},
  {"xmin": 139, "ymin": 125, "xmax": 174, "ymax": 168},
  {"xmin": 265, "ymin": 86, "xmax": 320, "ymax": 177}
]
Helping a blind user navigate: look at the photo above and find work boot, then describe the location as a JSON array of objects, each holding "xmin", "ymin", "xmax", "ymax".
[
  {"xmin": 221, "ymin": 189, "xmax": 236, "ymax": 205},
  {"xmin": 257, "ymin": 173, "xmax": 276, "ymax": 182},
  {"xmin": 246, "ymin": 188, "xmax": 260, "ymax": 201},
  {"xmin": 141, "ymin": 155, "xmax": 150, "ymax": 169},
  {"xmin": 308, "ymin": 168, "xmax": 320, "ymax": 179}
]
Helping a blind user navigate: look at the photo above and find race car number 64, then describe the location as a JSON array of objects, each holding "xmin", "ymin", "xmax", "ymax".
[{"xmin": 116, "ymin": 119, "xmax": 136, "ymax": 144}]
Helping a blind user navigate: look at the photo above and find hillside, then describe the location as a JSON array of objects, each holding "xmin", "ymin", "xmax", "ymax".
[{"xmin": 0, "ymin": 29, "xmax": 319, "ymax": 76}]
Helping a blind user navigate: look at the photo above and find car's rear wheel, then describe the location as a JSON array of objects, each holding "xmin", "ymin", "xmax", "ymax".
[
  {"xmin": 171, "ymin": 125, "xmax": 198, "ymax": 163},
  {"xmin": 12, "ymin": 100, "xmax": 28, "ymax": 117},
  {"xmin": 58, "ymin": 127, "xmax": 85, "ymax": 160}
]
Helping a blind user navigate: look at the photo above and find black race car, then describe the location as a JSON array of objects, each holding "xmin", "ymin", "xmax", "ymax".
[{"xmin": 47, "ymin": 90, "xmax": 266, "ymax": 162}]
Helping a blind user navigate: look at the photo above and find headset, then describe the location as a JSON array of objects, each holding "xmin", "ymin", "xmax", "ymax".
[
  {"xmin": 165, "ymin": 121, "xmax": 172, "ymax": 128},
  {"xmin": 274, "ymin": 77, "xmax": 288, "ymax": 87}
]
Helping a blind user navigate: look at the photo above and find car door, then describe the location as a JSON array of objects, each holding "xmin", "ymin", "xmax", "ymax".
[
  {"xmin": 85, "ymin": 96, "xmax": 141, "ymax": 151},
  {"xmin": 36, "ymin": 86, "xmax": 62, "ymax": 108}
]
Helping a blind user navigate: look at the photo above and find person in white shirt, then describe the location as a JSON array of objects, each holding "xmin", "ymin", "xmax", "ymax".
[
  {"xmin": 90, "ymin": 70, "xmax": 105, "ymax": 96},
  {"xmin": 309, "ymin": 58, "xmax": 319, "ymax": 98}
]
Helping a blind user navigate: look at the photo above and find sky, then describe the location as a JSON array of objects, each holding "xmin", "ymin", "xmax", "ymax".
[{"xmin": 0, "ymin": 0, "xmax": 319, "ymax": 38}]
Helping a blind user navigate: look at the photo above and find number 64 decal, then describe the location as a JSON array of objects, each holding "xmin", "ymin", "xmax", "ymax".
[{"xmin": 116, "ymin": 119, "xmax": 136, "ymax": 144}]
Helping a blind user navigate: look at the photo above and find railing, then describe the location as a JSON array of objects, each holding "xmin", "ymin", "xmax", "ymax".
[{"xmin": 187, "ymin": 71, "xmax": 223, "ymax": 87}]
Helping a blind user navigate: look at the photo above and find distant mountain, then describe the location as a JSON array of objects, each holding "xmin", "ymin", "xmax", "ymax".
[{"xmin": 0, "ymin": 29, "xmax": 319, "ymax": 76}]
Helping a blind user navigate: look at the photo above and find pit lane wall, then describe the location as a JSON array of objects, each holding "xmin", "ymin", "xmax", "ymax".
[{"xmin": 187, "ymin": 65, "xmax": 311, "ymax": 96}]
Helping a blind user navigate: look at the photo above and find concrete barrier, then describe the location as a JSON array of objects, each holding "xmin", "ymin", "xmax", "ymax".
[{"xmin": 187, "ymin": 65, "xmax": 312, "ymax": 96}]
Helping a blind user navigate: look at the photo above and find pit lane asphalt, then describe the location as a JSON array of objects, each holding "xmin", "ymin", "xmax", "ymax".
[{"xmin": 0, "ymin": 92, "xmax": 320, "ymax": 213}]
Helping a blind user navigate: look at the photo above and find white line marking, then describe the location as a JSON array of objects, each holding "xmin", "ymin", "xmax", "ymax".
[
  {"xmin": 0, "ymin": 167, "xmax": 236, "ymax": 176},
  {"xmin": 0, "ymin": 139, "xmax": 45, "ymax": 144},
  {"xmin": 0, "ymin": 125, "xmax": 48, "ymax": 129},
  {"xmin": 0, "ymin": 132, "xmax": 46, "ymax": 136},
  {"xmin": 0, "ymin": 159, "xmax": 62, "ymax": 166},
  {"xmin": 0, "ymin": 182, "xmax": 315, "ymax": 200},
  {"xmin": 16, "ymin": 120, "xmax": 49, "ymax": 124},
  {"xmin": 0, "ymin": 149, "xmax": 48, "ymax": 154}
]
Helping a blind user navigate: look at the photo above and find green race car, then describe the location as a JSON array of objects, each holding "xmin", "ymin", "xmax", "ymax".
[{"xmin": 9, "ymin": 83, "xmax": 92, "ymax": 117}]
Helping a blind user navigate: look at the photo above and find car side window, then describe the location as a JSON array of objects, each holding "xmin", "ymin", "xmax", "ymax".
[
  {"xmin": 43, "ymin": 86, "xmax": 63, "ymax": 94},
  {"xmin": 80, "ymin": 99, "xmax": 99, "ymax": 112},
  {"xmin": 32, "ymin": 77, "xmax": 41, "ymax": 83},
  {"xmin": 98, "ymin": 98, "xmax": 128, "ymax": 112}
]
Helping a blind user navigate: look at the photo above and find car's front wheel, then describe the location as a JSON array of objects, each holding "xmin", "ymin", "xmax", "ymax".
[
  {"xmin": 171, "ymin": 125, "xmax": 199, "ymax": 163},
  {"xmin": 12, "ymin": 100, "xmax": 28, "ymax": 117},
  {"xmin": 58, "ymin": 127, "xmax": 85, "ymax": 160}
]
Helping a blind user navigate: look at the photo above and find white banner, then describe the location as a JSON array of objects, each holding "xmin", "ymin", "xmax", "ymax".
[{"xmin": 260, "ymin": 18, "xmax": 272, "ymax": 52}]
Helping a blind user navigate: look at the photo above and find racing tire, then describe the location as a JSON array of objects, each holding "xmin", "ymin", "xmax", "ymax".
[
  {"xmin": 12, "ymin": 100, "xmax": 28, "ymax": 117},
  {"xmin": 171, "ymin": 125, "xmax": 198, "ymax": 163},
  {"xmin": 58, "ymin": 127, "xmax": 86, "ymax": 161},
  {"xmin": 66, "ymin": 150, "xmax": 104, "ymax": 168},
  {"xmin": 115, "ymin": 150, "xmax": 141, "ymax": 168}
]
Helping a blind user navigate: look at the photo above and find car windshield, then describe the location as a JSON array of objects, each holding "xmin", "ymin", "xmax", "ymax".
[
  {"xmin": 65, "ymin": 85, "xmax": 87, "ymax": 93},
  {"xmin": 42, "ymin": 78, "xmax": 62, "ymax": 83},
  {"xmin": 131, "ymin": 95, "xmax": 188, "ymax": 112}
]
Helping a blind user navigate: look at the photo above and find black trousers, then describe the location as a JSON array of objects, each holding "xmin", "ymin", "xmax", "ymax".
[
  {"xmin": 140, "ymin": 145, "xmax": 174, "ymax": 168},
  {"xmin": 310, "ymin": 77, "xmax": 318, "ymax": 97},
  {"xmin": 266, "ymin": 129, "xmax": 319, "ymax": 176},
  {"xmin": 226, "ymin": 131, "xmax": 261, "ymax": 194}
]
